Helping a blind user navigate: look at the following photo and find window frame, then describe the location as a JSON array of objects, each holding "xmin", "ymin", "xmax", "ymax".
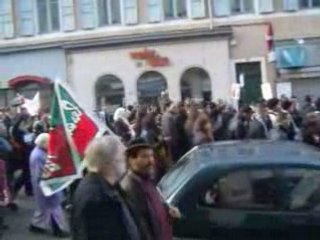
[
  {"xmin": 198, "ymin": 165, "xmax": 320, "ymax": 212},
  {"xmin": 299, "ymin": 0, "xmax": 320, "ymax": 8},
  {"xmin": 199, "ymin": 168, "xmax": 277, "ymax": 211},
  {"xmin": 97, "ymin": 0, "xmax": 121, "ymax": 26},
  {"xmin": 36, "ymin": 0, "xmax": 60, "ymax": 34},
  {"xmin": 164, "ymin": 0, "xmax": 187, "ymax": 20},
  {"xmin": 230, "ymin": 0, "xmax": 255, "ymax": 15}
]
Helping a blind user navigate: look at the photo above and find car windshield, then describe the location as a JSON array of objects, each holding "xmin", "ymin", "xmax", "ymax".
[{"xmin": 159, "ymin": 149, "xmax": 199, "ymax": 199}]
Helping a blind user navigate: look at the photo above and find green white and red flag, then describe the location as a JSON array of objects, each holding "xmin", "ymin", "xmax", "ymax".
[{"xmin": 40, "ymin": 82, "xmax": 100, "ymax": 196}]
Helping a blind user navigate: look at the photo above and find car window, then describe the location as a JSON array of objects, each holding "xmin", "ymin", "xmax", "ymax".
[
  {"xmin": 159, "ymin": 151, "xmax": 198, "ymax": 199},
  {"xmin": 200, "ymin": 169, "xmax": 276, "ymax": 210},
  {"xmin": 275, "ymin": 168, "xmax": 320, "ymax": 211}
]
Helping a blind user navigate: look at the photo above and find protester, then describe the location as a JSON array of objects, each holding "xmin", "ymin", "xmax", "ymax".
[
  {"xmin": 279, "ymin": 100, "xmax": 298, "ymax": 140},
  {"xmin": 192, "ymin": 113, "xmax": 214, "ymax": 146},
  {"xmin": 175, "ymin": 102, "xmax": 190, "ymax": 158},
  {"xmin": 71, "ymin": 136, "xmax": 140, "ymax": 240},
  {"xmin": 29, "ymin": 133, "xmax": 69, "ymax": 238},
  {"xmin": 302, "ymin": 95, "xmax": 316, "ymax": 116},
  {"xmin": 302, "ymin": 112, "xmax": 320, "ymax": 147},
  {"xmin": 11, "ymin": 111, "xmax": 33, "ymax": 197},
  {"xmin": 140, "ymin": 113, "xmax": 159, "ymax": 146},
  {"xmin": 248, "ymin": 101, "xmax": 271, "ymax": 139},
  {"xmin": 161, "ymin": 102, "xmax": 180, "ymax": 162},
  {"xmin": 120, "ymin": 138, "xmax": 181, "ymax": 240}
]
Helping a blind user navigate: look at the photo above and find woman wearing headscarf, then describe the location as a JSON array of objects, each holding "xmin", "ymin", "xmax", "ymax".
[{"xmin": 29, "ymin": 133, "xmax": 69, "ymax": 238}]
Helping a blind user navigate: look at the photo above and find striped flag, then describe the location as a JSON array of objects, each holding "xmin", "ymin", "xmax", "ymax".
[{"xmin": 40, "ymin": 82, "xmax": 99, "ymax": 196}]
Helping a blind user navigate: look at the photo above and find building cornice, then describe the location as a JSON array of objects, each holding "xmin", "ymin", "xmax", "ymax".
[
  {"xmin": 0, "ymin": 23, "xmax": 232, "ymax": 54},
  {"xmin": 63, "ymin": 26, "xmax": 232, "ymax": 50}
]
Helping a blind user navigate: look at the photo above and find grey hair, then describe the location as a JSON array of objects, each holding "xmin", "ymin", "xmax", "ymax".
[
  {"xmin": 35, "ymin": 133, "xmax": 49, "ymax": 149},
  {"xmin": 84, "ymin": 135, "xmax": 125, "ymax": 171}
]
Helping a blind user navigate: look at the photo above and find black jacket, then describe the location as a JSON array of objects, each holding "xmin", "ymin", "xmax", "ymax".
[{"xmin": 71, "ymin": 173, "xmax": 140, "ymax": 240}]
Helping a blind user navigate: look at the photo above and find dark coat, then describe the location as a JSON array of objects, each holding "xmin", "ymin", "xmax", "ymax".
[
  {"xmin": 248, "ymin": 119, "xmax": 268, "ymax": 139},
  {"xmin": 71, "ymin": 173, "xmax": 140, "ymax": 240},
  {"xmin": 120, "ymin": 171, "xmax": 162, "ymax": 240},
  {"xmin": 161, "ymin": 111, "xmax": 178, "ymax": 141},
  {"xmin": 161, "ymin": 111, "xmax": 179, "ymax": 161},
  {"xmin": 175, "ymin": 113, "xmax": 190, "ymax": 158}
]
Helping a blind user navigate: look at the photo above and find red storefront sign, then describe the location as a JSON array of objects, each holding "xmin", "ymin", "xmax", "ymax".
[{"xmin": 130, "ymin": 48, "xmax": 170, "ymax": 67}]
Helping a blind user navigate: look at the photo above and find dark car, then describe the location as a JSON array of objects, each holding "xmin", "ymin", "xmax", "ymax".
[{"xmin": 159, "ymin": 141, "xmax": 320, "ymax": 239}]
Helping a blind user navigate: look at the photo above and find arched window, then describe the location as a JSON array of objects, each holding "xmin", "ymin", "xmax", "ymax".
[
  {"xmin": 137, "ymin": 71, "xmax": 167, "ymax": 104},
  {"xmin": 95, "ymin": 75, "xmax": 125, "ymax": 110},
  {"xmin": 8, "ymin": 75, "xmax": 52, "ymax": 111},
  {"xmin": 180, "ymin": 68, "xmax": 212, "ymax": 101}
]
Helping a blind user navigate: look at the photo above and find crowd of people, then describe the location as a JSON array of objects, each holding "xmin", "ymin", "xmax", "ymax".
[
  {"xmin": 105, "ymin": 95, "xmax": 320, "ymax": 164},
  {"xmin": 1, "ymin": 94, "xmax": 320, "ymax": 239}
]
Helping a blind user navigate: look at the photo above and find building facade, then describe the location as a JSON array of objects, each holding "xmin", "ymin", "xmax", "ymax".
[{"xmin": 0, "ymin": 0, "xmax": 319, "ymax": 112}]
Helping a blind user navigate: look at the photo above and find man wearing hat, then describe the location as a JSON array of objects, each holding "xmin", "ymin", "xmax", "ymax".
[{"xmin": 120, "ymin": 138, "xmax": 180, "ymax": 240}]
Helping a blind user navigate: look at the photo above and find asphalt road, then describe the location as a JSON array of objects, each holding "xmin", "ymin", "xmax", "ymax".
[
  {"xmin": 2, "ymin": 195, "xmax": 70, "ymax": 240},
  {"xmin": 1, "ymin": 195, "xmax": 195, "ymax": 240}
]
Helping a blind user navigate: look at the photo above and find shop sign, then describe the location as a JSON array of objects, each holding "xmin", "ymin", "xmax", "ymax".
[{"xmin": 130, "ymin": 48, "xmax": 170, "ymax": 67}]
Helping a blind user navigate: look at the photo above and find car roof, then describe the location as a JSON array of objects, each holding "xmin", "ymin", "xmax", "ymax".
[{"xmin": 181, "ymin": 140, "xmax": 320, "ymax": 169}]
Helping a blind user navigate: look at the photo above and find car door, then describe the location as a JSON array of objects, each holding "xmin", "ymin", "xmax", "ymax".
[
  {"xmin": 186, "ymin": 169, "xmax": 281, "ymax": 239},
  {"xmin": 272, "ymin": 167, "xmax": 320, "ymax": 238},
  {"xmin": 191, "ymin": 167, "xmax": 312, "ymax": 239}
]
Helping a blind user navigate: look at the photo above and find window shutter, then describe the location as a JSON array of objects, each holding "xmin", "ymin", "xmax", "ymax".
[
  {"xmin": 60, "ymin": 0, "xmax": 75, "ymax": 31},
  {"xmin": 283, "ymin": 0, "xmax": 299, "ymax": 11},
  {"xmin": 17, "ymin": 0, "xmax": 35, "ymax": 36},
  {"xmin": 213, "ymin": 0, "xmax": 230, "ymax": 17},
  {"xmin": 122, "ymin": 0, "xmax": 138, "ymax": 25},
  {"xmin": 190, "ymin": 0, "xmax": 206, "ymax": 18},
  {"xmin": 259, "ymin": 0, "xmax": 274, "ymax": 13},
  {"xmin": 80, "ymin": 0, "xmax": 98, "ymax": 29},
  {"xmin": 0, "ymin": 0, "xmax": 14, "ymax": 38},
  {"xmin": 148, "ymin": 0, "xmax": 162, "ymax": 22}
]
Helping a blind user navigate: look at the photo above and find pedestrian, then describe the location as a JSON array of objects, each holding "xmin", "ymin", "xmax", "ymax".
[
  {"xmin": 162, "ymin": 102, "xmax": 180, "ymax": 162},
  {"xmin": 280, "ymin": 100, "xmax": 299, "ymax": 140},
  {"xmin": 192, "ymin": 114, "xmax": 214, "ymax": 146},
  {"xmin": 11, "ymin": 112, "xmax": 33, "ymax": 197},
  {"xmin": 140, "ymin": 113, "xmax": 159, "ymax": 146},
  {"xmin": 248, "ymin": 101, "xmax": 271, "ymax": 139},
  {"xmin": 120, "ymin": 138, "xmax": 181, "ymax": 240},
  {"xmin": 29, "ymin": 133, "xmax": 69, "ymax": 238},
  {"xmin": 175, "ymin": 102, "xmax": 191, "ymax": 158},
  {"xmin": 71, "ymin": 136, "xmax": 140, "ymax": 240},
  {"xmin": 302, "ymin": 112, "xmax": 320, "ymax": 147},
  {"xmin": 267, "ymin": 98, "xmax": 282, "ymax": 140},
  {"xmin": 302, "ymin": 95, "xmax": 316, "ymax": 116}
]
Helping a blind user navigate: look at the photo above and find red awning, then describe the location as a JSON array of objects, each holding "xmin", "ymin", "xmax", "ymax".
[{"xmin": 8, "ymin": 75, "xmax": 51, "ymax": 88}]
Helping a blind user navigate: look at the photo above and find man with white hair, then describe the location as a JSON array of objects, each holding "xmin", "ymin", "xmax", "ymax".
[
  {"xmin": 29, "ymin": 133, "xmax": 69, "ymax": 238},
  {"xmin": 71, "ymin": 135, "xmax": 140, "ymax": 240}
]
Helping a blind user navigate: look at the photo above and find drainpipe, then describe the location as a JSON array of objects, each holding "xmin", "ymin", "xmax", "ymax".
[{"xmin": 207, "ymin": 0, "xmax": 214, "ymax": 29}]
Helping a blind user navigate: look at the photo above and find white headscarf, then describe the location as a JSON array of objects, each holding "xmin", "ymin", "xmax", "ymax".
[{"xmin": 35, "ymin": 133, "xmax": 49, "ymax": 150}]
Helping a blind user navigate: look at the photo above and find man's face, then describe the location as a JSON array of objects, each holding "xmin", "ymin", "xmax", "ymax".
[{"xmin": 130, "ymin": 148, "xmax": 155, "ymax": 177}]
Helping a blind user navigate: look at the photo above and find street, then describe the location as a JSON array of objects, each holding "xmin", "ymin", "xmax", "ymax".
[{"xmin": 2, "ymin": 195, "xmax": 70, "ymax": 240}]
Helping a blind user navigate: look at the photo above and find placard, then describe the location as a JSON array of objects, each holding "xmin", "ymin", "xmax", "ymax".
[
  {"xmin": 231, "ymin": 83, "xmax": 241, "ymax": 100},
  {"xmin": 261, "ymin": 83, "xmax": 273, "ymax": 100},
  {"xmin": 276, "ymin": 82, "xmax": 292, "ymax": 99}
]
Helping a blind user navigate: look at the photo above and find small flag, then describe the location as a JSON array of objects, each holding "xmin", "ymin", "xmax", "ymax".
[
  {"xmin": 23, "ymin": 92, "xmax": 40, "ymax": 116},
  {"xmin": 266, "ymin": 23, "xmax": 275, "ymax": 62},
  {"xmin": 40, "ymin": 82, "xmax": 99, "ymax": 196}
]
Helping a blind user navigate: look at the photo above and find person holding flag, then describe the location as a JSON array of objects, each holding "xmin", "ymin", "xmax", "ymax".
[
  {"xmin": 29, "ymin": 133, "xmax": 69, "ymax": 238},
  {"xmin": 40, "ymin": 81, "xmax": 100, "ymax": 197}
]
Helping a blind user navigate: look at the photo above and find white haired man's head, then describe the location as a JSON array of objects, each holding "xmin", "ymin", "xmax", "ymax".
[
  {"xmin": 35, "ymin": 133, "xmax": 49, "ymax": 150},
  {"xmin": 84, "ymin": 135, "xmax": 126, "ymax": 184}
]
